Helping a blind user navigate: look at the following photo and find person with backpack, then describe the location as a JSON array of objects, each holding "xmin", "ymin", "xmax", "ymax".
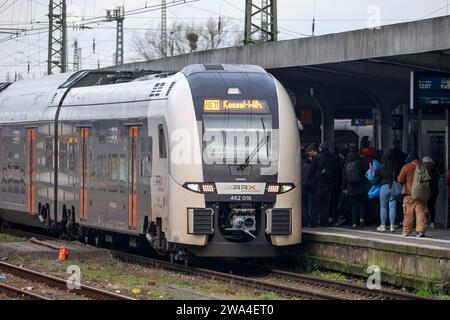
[
  {"xmin": 376, "ymin": 152, "xmax": 397, "ymax": 232},
  {"xmin": 308, "ymin": 142, "xmax": 335, "ymax": 227},
  {"xmin": 397, "ymin": 153, "xmax": 430, "ymax": 238},
  {"xmin": 342, "ymin": 146, "xmax": 369, "ymax": 228}
]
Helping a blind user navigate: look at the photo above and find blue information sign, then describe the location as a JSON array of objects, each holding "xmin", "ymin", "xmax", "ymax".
[{"xmin": 414, "ymin": 72, "xmax": 450, "ymax": 108}]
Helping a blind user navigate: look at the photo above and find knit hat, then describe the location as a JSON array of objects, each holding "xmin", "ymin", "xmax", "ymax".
[{"xmin": 422, "ymin": 156, "xmax": 434, "ymax": 164}]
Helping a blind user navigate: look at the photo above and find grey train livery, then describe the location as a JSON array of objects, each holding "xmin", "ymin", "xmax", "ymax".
[{"xmin": 0, "ymin": 64, "xmax": 301, "ymax": 258}]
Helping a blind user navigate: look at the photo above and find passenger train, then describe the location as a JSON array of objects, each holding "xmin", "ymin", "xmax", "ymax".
[{"xmin": 0, "ymin": 64, "xmax": 301, "ymax": 260}]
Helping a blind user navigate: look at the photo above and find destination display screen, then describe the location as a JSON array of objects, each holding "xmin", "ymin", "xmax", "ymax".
[
  {"xmin": 414, "ymin": 73, "xmax": 450, "ymax": 108},
  {"xmin": 203, "ymin": 99, "xmax": 269, "ymax": 113}
]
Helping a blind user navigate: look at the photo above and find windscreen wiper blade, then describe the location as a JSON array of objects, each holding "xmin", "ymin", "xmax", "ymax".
[{"xmin": 238, "ymin": 118, "xmax": 268, "ymax": 171}]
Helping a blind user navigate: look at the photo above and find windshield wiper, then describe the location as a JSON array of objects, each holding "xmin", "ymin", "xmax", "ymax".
[{"xmin": 238, "ymin": 118, "xmax": 268, "ymax": 171}]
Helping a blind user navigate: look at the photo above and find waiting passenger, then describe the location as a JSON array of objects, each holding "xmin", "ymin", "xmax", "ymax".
[
  {"xmin": 376, "ymin": 152, "xmax": 397, "ymax": 232},
  {"xmin": 447, "ymin": 169, "xmax": 450, "ymax": 227},
  {"xmin": 342, "ymin": 146, "xmax": 369, "ymax": 228},
  {"xmin": 302, "ymin": 145, "xmax": 318, "ymax": 227},
  {"xmin": 329, "ymin": 149, "xmax": 344, "ymax": 225},
  {"xmin": 308, "ymin": 142, "xmax": 335, "ymax": 227},
  {"xmin": 362, "ymin": 147, "xmax": 380, "ymax": 225},
  {"xmin": 389, "ymin": 140, "xmax": 407, "ymax": 177},
  {"xmin": 397, "ymin": 153, "xmax": 430, "ymax": 238},
  {"xmin": 422, "ymin": 156, "xmax": 439, "ymax": 230}
]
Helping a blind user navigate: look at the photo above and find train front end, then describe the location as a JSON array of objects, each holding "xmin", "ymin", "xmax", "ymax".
[{"xmin": 166, "ymin": 64, "xmax": 301, "ymax": 257}]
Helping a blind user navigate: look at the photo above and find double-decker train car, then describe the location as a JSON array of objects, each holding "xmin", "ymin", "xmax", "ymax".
[{"xmin": 0, "ymin": 64, "xmax": 301, "ymax": 260}]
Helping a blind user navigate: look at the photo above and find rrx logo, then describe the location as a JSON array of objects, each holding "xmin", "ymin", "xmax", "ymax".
[{"xmin": 233, "ymin": 185, "xmax": 256, "ymax": 191}]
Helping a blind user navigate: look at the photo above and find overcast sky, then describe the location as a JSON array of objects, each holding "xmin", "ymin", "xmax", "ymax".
[{"xmin": 0, "ymin": 0, "xmax": 449, "ymax": 80}]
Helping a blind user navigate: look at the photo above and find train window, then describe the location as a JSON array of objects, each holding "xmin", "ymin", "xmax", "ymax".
[
  {"xmin": 13, "ymin": 179, "xmax": 19, "ymax": 194},
  {"xmin": 106, "ymin": 127, "xmax": 119, "ymax": 144},
  {"xmin": 119, "ymin": 154, "xmax": 126, "ymax": 193},
  {"xmin": 45, "ymin": 137, "xmax": 53, "ymax": 170},
  {"xmin": 20, "ymin": 177, "xmax": 25, "ymax": 194},
  {"xmin": 141, "ymin": 137, "xmax": 152, "ymax": 178},
  {"xmin": 158, "ymin": 124, "xmax": 167, "ymax": 158},
  {"xmin": 68, "ymin": 137, "xmax": 77, "ymax": 171},
  {"xmin": 59, "ymin": 140, "xmax": 68, "ymax": 171},
  {"xmin": 11, "ymin": 130, "xmax": 20, "ymax": 144},
  {"xmin": 108, "ymin": 154, "xmax": 119, "ymax": 193},
  {"xmin": 97, "ymin": 154, "xmax": 107, "ymax": 191}
]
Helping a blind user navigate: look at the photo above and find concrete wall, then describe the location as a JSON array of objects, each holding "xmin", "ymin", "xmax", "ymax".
[
  {"xmin": 298, "ymin": 231, "xmax": 450, "ymax": 294},
  {"xmin": 109, "ymin": 16, "xmax": 450, "ymax": 72}
]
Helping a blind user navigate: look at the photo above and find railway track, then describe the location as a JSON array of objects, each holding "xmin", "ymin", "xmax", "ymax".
[
  {"xmin": 111, "ymin": 251, "xmax": 431, "ymax": 300},
  {"xmin": 0, "ymin": 282, "xmax": 52, "ymax": 300},
  {"xmin": 0, "ymin": 261, "xmax": 136, "ymax": 300},
  {"xmin": 0, "ymin": 227, "xmax": 432, "ymax": 300},
  {"xmin": 267, "ymin": 269, "xmax": 428, "ymax": 300}
]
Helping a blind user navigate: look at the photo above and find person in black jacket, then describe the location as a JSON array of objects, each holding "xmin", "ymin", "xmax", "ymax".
[
  {"xmin": 376, "ymin": 152, "xmax": 397, "ymax": 232},
  {"xmin": 423, "ymin": 156, "xmax": 440, "ymax": 229},
  {"xmin": 302, "ymin": 145, "xmax": 318, "ymax": 226},
  {"xmin": 329, "ymin": 150, "xmax": 343, "ymax": 224},
  {"xmin": 308, "ymin": 142, "xmax": 334, "ymax": 227},
  {"xmin": 342, "ymin": 146, "xmax": 369, "ymax": 228},
  {"xmin": 389, "ymin": 140, "xmax": 407, "ymax": 177}
]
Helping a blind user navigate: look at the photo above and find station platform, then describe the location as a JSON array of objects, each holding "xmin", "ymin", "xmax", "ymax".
[{"xmin": 298, "ymin": 227, "xmax": 450, "ymax": 294}]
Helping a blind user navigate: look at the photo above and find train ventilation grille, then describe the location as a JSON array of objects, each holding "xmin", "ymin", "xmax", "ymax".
[
  {"xmin": 203, "ymin": 64, "xmax": 224, "ymax": 71},
  {"xmin": 270, "ymin": 209, "xmax": 292, "ymax": 235},
  {"xmin": 165, "ymin": 82, "xmax": 176, "ymax": 96},
  {"xmin": 193, "ymin": 209, "xmax": 214, "ymax": 235},
  {"xmin": 149, "ymin": 82, "xmax": 165, "ymax": 97}
]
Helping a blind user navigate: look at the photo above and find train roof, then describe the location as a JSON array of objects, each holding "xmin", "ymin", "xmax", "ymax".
[
  {"xmin": 0, "ymin": 72, "xmax": 76, "ymax": 123},
  {"xmin": 0, "ymin": 64, "xmax": 270, "ymax": 124},
  {"xmin": 0, "ymin": 70, "xmax": 176, "ymax": 123},
  {"xmin": 181, "ymin": 64, "xmax": 267, "ymax": 77}
]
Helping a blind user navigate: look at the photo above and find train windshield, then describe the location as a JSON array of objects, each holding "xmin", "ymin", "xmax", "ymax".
[{"xmin": 202, "ymin": 113, "xmax": 273, "ymax": 165}]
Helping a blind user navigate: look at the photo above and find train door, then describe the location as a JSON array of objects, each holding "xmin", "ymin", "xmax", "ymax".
[
  {"xmin": 79, "ymin": 127, "xmax": 89, "ymax": 222},
  {"xmin": 26, "ymin": 128, "xmax": 36, "ymax": 214},
  {"xmin": 128, "ymin": 126, "xmax": 139, "ymax": 229}
]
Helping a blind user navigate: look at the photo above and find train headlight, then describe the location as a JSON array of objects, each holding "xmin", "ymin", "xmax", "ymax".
[
  {"xmin": 201, "ymin": 183, "xmax": 216, "ymax": 193},
  {"xmin": 185, "ymin": 183, "xmax": 201, "ymax": 192},
  {"xmin": 183, "ymin": 183, "xmax": 217, "ymax": 194},
  {"xmin": 266, "ymin": 183, "xmax": 295, "ymax": 194},
  {"xmin": 266, "ymin": 184, "xmax": 280, "ymax": 193}
]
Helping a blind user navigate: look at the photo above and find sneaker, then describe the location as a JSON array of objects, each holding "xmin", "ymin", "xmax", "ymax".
[
  {"xmin": 416, "ymin": 232, "xmax": 426, "ymax": 238},
  {"xmin": 377, "ymin": 225, "xmax": 386, "ymax": 232},
  {"xmin": 429, "ymin": 223, "xmax": 435, "ymax": 230},
  {"xmin": 390, "ymin": 225, "xmax": 395, "ymax": 232},
  {"xmin": 328, "ymin": 217, "xmax": 335, "ymax": 224},
  {"xmin": 359, "ymin": 219, "xmax": 365, "ymax": 228},
  {"xmin": 402, "ymin": 233, "xmax": 409, "ymax": 237},
  {"xmin": 352, "ymin": 224, "xmax": 358, "ymax": 229},
  {"xmin": 334, "ymin": 218, "xmax": 346, "ymax": 226}
]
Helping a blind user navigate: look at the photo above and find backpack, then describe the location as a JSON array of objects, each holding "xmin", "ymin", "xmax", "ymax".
[
  {"xmin": 411, "ymin": 165, "xmax": 431, "ymax": 203},
  {"xmin": 346, "ymin": 160, "xmax": 361, "ymax": 183}
]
